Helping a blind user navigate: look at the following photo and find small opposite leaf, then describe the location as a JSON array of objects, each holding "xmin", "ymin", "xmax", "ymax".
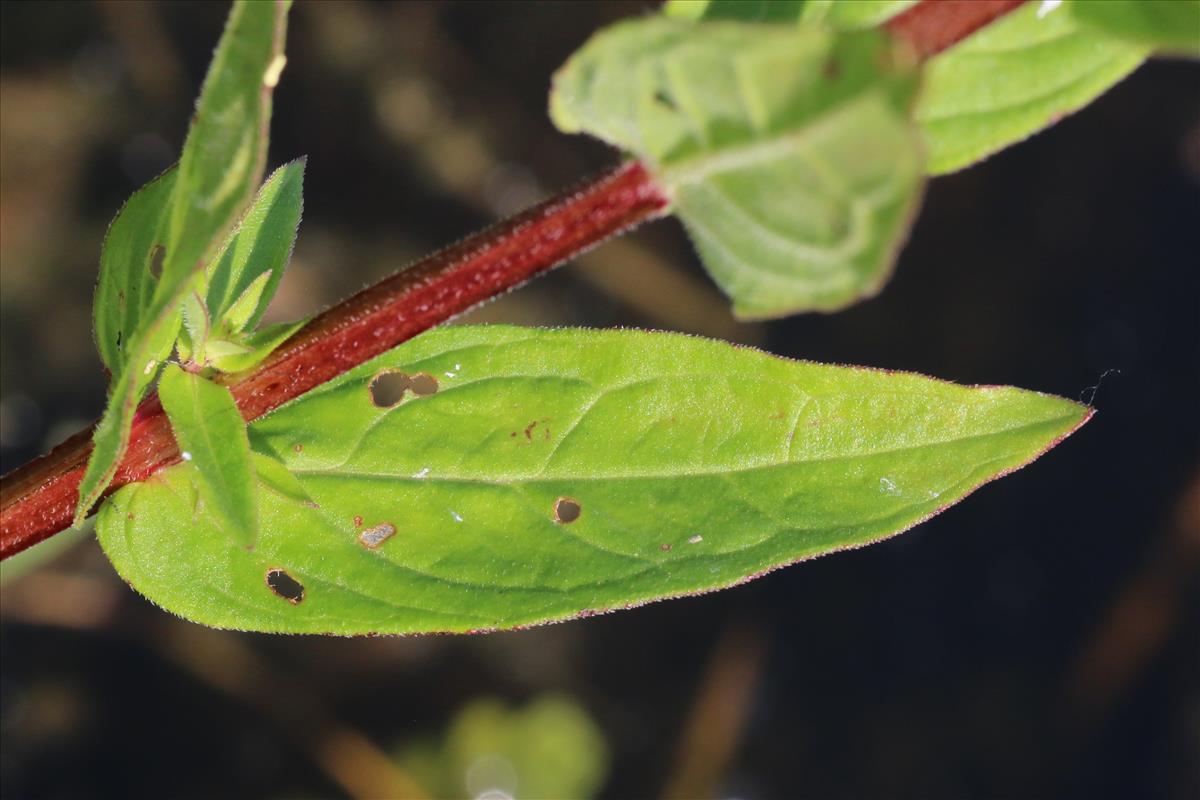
[
  {"xmin": 550, "ymin": 18, "xmax": 924, "ymax": 318},
  {"xmin": 915, "ymin": 0, "xmax": 1148, "ymax": 174},
  {"xmin": 97, "ymin": 326, "xmax": 1089, "ymax": 635},
  {"xmin": 206, "ymin": 319, "xmax": 306, "ymax": 374},
  {"xmin": 1067, "ymin": 0, "xmax": 1200, "ymax": 56},
  {"xmin": 220, "ymin": 271, "xmax": 273, "ymax": 334},
  {"xmin": 205, "ymin": 159, "xmax": 305, "ymax": 334},
  {"xmin": 158, "ymin": 363, "xmax": 258, "ymax": 548},
  {"xmin": 179, "ymin": 289, "xmax": 211, "ymax": 365},
  {"xmin": 76, "ymin": 0, "xmax": 291, "ymax": 524},
  {"xmin": 92, "ymin": 167, "xmax": 177, "ymax": 374}
]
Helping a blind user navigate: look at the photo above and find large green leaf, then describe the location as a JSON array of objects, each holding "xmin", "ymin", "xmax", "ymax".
[
  {"xmin": 96, "ymin": 326, "xmax": 1089, "ymax": 634},
  {"xmin": 551, "ymin": 17, "xmax": 924, "ymax": 318},
  {"xmin": 92, "ymin": 167, "xmax": 178, "ymax": 374},
  {"xmin": 76, "ymin": 0, "xmax": 291, "ymax": 525},
  {"xmin": 158, "ymin": 364, "xmax": 258, "ymax": 548},
  {"xmin": 1068, "ymin": 0, "xmax": 1200, "ymax": 56},
  {"xmin": 916, "ymin": 0, "xmax": 1148, "ymax": 175}
]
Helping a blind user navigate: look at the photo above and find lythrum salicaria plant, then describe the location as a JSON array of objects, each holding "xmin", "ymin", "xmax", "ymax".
[{"xmin": 2, "ymin": 0, "xmax": 1196, "ymax": 634}]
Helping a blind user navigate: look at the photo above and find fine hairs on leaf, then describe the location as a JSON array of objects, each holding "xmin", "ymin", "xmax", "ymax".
[
  {"xmin": 6, "ymin": 0, "xmax": 1192, "ymax": 636},
  {"xmin": 74, "ymin": 0, "xmax": 292, "ymax": 526}
]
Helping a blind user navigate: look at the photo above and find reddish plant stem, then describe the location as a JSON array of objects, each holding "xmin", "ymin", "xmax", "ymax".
[
  {"xmin": 0, "ymin": 0, "xmax": 1028, "ymax": 560},
  {"xmin": 884, "ymin": 0, "xmax": 1027, "ymax": 59},
  {"xmin": 0, "ymin": 161, "xmax": 670, "ymax": 557}
]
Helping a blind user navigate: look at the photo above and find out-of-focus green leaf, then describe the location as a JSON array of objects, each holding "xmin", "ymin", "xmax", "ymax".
[
  {"xmin": 1068, "ymin": 0, "xmax": 1200, "ymax": 55},
  {"xmin": 96, "ymin": 326, "xmax": 1089, "ymax": 635},
  {"xmin": 399, "ymin": 694, "xmax": 609, "ymax": 800},
  {"xmin": 158, "ymin": 364, "xmax": 257, "ymax": 548},
  {"xmin": 664, "ymin": 0, "xmax": 806, "ymax": 22},
  {"xmin": 916, "ymin": 0, "xmax": 1148, "ymax": 174},
  {"xmin": 76, "ymin": 0, "xmax": 291, "ymax": 525},
  {"xmin": 92, "ymin": 167, "xmax": 178, "ymax": 374},
  {"xmin": 802, "ymin": 0, "xmax": 918, "ymax": 28},
  {"xmin": 204, "ymin": 158, "xmax": 305, "ymax": 334},
  {"xmin": 551, "ymin": 17, "xmax": 923, "ymax": 318},
  {"xmin": 664, "ymin": 0, "xmax": 915, "ymax": 27}
]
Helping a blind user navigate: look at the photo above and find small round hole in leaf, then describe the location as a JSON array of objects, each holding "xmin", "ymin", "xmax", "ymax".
[
  {"xmin": 554, "ymin": 497, "xmax": 582, "ymax": 524},
  {"xmin": 369, "ymin": 370, "xmax": 411, "ymax": 407},
  {"xmin": 265, "ymin": 568, "xmax": 305, "ymax": 604}
]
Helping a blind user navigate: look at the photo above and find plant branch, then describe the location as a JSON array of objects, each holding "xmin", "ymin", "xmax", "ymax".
[
  {"xmin": 0, "ymin": 0, "xmax": 1028, "ymax": 560},
  {"xmin": 1, "ymin": 161, "xmax": 669, "ymax": 557}
]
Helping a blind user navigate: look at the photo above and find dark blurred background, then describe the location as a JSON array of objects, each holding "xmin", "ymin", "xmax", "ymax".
[{"xmin": 1, "ymin": 2, "xmax": 1197, "ymax": 799}]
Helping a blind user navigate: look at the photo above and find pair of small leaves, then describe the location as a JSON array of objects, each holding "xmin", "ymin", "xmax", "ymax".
[
  {"xmin": 178, "ymin": 159, "xmax": 307, "ymax": 374},
  {"xmin": 96, "ymin": 326, "xmax": 1089, "ymax": 634},
  {"xmin": 76, "ymin": 0, "xmax": 294, "ymax": 526},
  {"xmin": 552, "ymin": 0, "xmax": 1176, "ymax": 317}
]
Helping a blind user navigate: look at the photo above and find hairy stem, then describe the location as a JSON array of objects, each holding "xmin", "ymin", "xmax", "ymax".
[
  {"xmin": 0, "ymin": 0, "xmax": 1027, "ymax": 559},
  {"xmin": 1, "ymin": 162, "xmax": 669, "ymax": 557}
]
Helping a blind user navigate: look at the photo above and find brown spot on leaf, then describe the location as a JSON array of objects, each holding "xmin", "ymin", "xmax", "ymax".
[
  {"xmin": 554, "ymin": 497, "xmax": 582, "ymax": 524},
  {"xmin": 265, "ymin": 568, "xmax": 305, "ymax": 604},
  {"xmin": 293, "ymin": 443, "xmax": 303, "ymax": 452},
  {"xmin": 524, "ymin": 421, "xmax": 538, "ymax": 440},
  {"xmin": 148, "ymin": 245, "xmax": 165, "ymax": 279},
  {"xmin": 409, "ymin": 372, "xmax": 438, "ymax": 396},
  {"xmin": 823, "ymin": 57, "xmax": 841, "ymax": 80},
  {"xmin": 359, "ymin": 522, "xmax": 396, "ymax": 549},
  {"xmin": 660, "ymin": 543, "xmax": 672, "ymax": 552}
]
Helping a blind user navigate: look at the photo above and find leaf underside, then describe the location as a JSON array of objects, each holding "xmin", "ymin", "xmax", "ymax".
[
  {"xmin": 550, "ymin": 17, "xmax": 924, "ymax": 318},
  {"xmin": 97, "ymin": 326, "xmax": 1089, "ymax": 635}
]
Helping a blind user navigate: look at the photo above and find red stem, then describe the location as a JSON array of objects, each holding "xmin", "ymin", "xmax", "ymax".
[
  {"xmin": 1, "ymin": 161, "xmax": 670, "ymax": 557},
  {"xmin": 0, "ymin": 0, "xmax": 1028, "ymax": 560},
  {"xmin": 884, "ymin": 0, "xmax": 1027, "ymax": 59}
]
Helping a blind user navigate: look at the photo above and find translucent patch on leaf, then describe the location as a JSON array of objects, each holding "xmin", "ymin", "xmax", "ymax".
[
  {"xmin": 553, "ymin": 497, "xmax": 582, "ymax": 524},
  {"xmin": 409, "ymin": 372, "xmax": 439, "ymax": 396},
  {"xmin": 369, "ymin": 370, "xmax": 411, "ymax": 407},
  {"xmin": 369, "ymin": 370, "xmax": 438, "ymax": 407},
  {"xmin": 358, "ymin": 523, "xmax": 396, "ymax": 549},
  {"xmin": 148, "ymin": 244, "xmax": 165, "ymax": 279},
  {"xmin": 265, "ymin": 567, "xmax": 304, "ymax": 604}
]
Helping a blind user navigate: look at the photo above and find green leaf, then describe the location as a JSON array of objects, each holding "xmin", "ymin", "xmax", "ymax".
[
  {"xmin": 550, "ymin": 17, "xmax": 924, "ymax": 318},
  {"xmin": 92, "ymin": 167, "xmax": 178, "ymax": 374},
  {"xmin": 663, "ymin": 0, "xmax": 916, "ymax": 27},
  {"xmin": 809, "ymin": 0, "xmax": 917, "ymax": 29},
  {"xmin": 158, "ymin": 363, "xmax": 258, "ymax": 548},
  {"xmin": 96, "ymin": 326, "xmax": 1089, "ymax": 635},
  {"xmin": 76, "ymin": 0, "xmax": 291, "ymax": 525},
  {"xmin": 204, "ymin": 158, "xmax": 305, "ymax": 335},
  {"xmin": 178, "ymin": 289, "xmax": 211, "ymax": 365},
  {"xmin": 1067, "ymin": 0, "xmax": 1200, "ymax": 55},
  {"xmin": 915, "ymin": 0, "xmax": 1149, "ymax": 175},
  {"xmin": 205, "ymin": 319, "xmax": 305, "ymax": 374},
  {"xmin": 664, "ymin": 0, "xmax": 806, "ymax": 23}
]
